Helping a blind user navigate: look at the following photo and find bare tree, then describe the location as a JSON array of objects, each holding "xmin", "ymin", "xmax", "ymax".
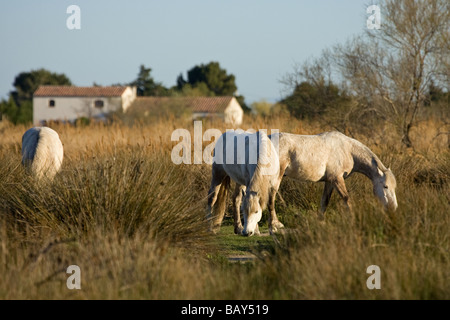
[{"xmin": 335, "ymin": 0, "xmax": 449, "ymax": 147}]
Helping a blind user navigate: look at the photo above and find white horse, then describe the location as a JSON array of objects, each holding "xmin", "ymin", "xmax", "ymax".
[
  {"xmin": 268, "ymin": 131, "xmax": 398, "ymax": 217},
  {"xmin": 21, "ymin": 127, "xmax": 64, "ymax": 181},
  {"xmin": 206, "ymin": 130, "xmax": 283, "ymax": 236}
]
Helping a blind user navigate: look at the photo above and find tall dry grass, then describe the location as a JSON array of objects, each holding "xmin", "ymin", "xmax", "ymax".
[{"xmin": 0, "ymin": 115, "xmax": 448, "ymax": 299}]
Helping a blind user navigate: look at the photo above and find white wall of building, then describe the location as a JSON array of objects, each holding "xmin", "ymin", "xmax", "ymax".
[
  {"xmin": 122, "ymin": 87, "xmax": 137, "ymax": 112},
  {"xmin": 33, "ymin": 96, "xmax": 122, "ymax": 125},
  {"xmin": 224, "ymin": 97, "xmax": 243, "ymax": 126},
  {"xmin": 32, "ymin": 87, "xmax": 136, "ymax": 125}
]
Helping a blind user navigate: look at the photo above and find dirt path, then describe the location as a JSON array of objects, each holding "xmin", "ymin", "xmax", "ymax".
[{"xmin": 227, "ymin": 253, "xmax": 257, "ymax": 263}]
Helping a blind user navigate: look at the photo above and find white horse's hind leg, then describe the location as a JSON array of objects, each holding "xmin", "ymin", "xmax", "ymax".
[
  {"xmin": 207, "ymin": 183, "xmax": 221, "ymax": 221},
  {"xmin": 319, "ymin": 181, "xmax": 334, "ymax": 219},
  {"xmin": 207, "ymin": 182, "xmax": 227, "ymax": 233},
  {"xmin": 206, "ymin": 165, "xmax": 229, "ymax": 233}
]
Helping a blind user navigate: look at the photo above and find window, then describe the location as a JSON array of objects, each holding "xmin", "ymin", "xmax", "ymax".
[
  {"xmin": 94, "ymin": 100, "xmax": 104, "ymax": 108},
  {"xmin": 49, "ymin": 100, "xmax": 55, "ymax": 107}
]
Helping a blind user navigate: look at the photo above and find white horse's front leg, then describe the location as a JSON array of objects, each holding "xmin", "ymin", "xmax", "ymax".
[
  {"xmin": 268, "ymin": 187, "xmax": 284, "ymax": 235},
  {"xmin": 232, "ymin": 184, "xmax": 245, "ymax": 235},
  {"xmin": 269, "ymin": 216, "xmax": 284, "ymax": 235},
  {"xmin": 333, "ymin": 176, "xmax": 353, "ymax": 213}
]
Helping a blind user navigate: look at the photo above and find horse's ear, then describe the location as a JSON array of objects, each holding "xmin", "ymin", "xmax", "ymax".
[{"xmin": 377, "ymin": 167, "xmax": 384, "ymax": 177}]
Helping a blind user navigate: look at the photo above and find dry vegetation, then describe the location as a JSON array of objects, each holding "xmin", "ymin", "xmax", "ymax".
[{"xmin": 0, "ymin": 114, "xmax": 448, "ymax": 299}]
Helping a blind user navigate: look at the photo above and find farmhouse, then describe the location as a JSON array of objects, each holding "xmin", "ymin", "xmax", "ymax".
[
  {"xmin": 33, "ymin": 85, "xmax": 137, "ymax": 125},
  {"xmin": 129, "ymin": 96, "xmax": 244, "ymax": 126}
]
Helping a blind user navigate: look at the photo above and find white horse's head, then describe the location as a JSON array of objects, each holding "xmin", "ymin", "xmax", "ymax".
[
  {"xmin": 373, "ymin": 168, "xmax": 398, "ymax": 212},
  {"xmin": 242, "ymin": 191, "xmax": 262, "ymax": 237}
]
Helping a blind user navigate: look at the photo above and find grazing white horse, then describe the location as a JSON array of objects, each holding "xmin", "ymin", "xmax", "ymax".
[
  {"xmin": 21, "ymin": 127, "xmax": 64, "ymax": 181},
  {"xmin": 206, "ymin": 130, "xmax": 283, "ymax": 236},
  {"xmin": 269, "ymin": 131, "xmax": 398, "ymax": 217}
]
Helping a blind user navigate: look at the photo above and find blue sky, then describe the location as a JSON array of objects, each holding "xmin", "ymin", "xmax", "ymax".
[{"xmin": 0, "ymin": 0, "xmax": 373, "ymax": 104}]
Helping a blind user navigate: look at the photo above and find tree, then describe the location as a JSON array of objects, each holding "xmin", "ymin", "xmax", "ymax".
[
  {"xmin": 12, "ymin": 69, "xmax": 72, "ymax": 105},
  {"xmin": 130, "ymin": 65, "xmax": 169, "ymax": 96},
  {"xmin": 176, "ymin": 73, "xmax": 187, "ymax": 90},
  {"xmin": 176, "ymin": 61, "xmax": 251, "ymax": 112},
  {"xmin": 251, "ymin": 100, "xmax": 273, "ymax": 117},
  {"xmin": 0, "ymin": 96, "xmax": 19, "ymax": 123},
  {"xmin": 177, "ymin": 82, "xmax": 214, "ymax": 97},
  {"xmin": 282, "ymin": 80, "xmax": 351, "ymax": 119},
  {"xmin": 178, "ymin": 61, "xmax": 237, "ymax": 96},
  {"xmin": 334, "ymin": 0, "xmax": 449, "ymax": 147},
  {"xmin": 250, "ymin": 100, "xmax": 290, "ymax": 118}
]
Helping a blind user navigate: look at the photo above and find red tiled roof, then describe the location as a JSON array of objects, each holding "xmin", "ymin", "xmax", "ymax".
[
  {"xmin": 132, "ymin": 96, "xmax": 235, "ymax": 113},
  {"xmin": 34, "ymin": 86, "xmax": 128, "ymax": 97}
]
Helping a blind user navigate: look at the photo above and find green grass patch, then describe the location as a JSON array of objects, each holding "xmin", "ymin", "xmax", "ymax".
[{"xmin": 214, "ymin": 218, "xmax": 275, "ymax": 257}]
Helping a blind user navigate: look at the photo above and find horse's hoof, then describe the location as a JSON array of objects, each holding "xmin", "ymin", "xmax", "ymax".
[
  {"xmin": 210, "ymin": 229, "xmax": 219, "ymax": 235},
  {"xmin": 269, "ymin": 226, "xmax": 277, "ymax": 235},
  {"xmin": 234, "ymin": 225, "xmax": 244, "ymax": 235},
  {"xmin": 269, "ymin": 221, "xmax": 285, "ymax": 235},
  {"xmin": 274, "ymin": 222, "xmax": 285, "ymax": 232},
  {"xmin": 209, "ymin": 224, "xmax": 221, "ymax": 235}
]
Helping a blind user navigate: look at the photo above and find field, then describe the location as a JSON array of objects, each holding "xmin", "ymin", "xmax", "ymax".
[{"xmin": 0, "ymin": 115, "xmax": 449, "ymax": 300}]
